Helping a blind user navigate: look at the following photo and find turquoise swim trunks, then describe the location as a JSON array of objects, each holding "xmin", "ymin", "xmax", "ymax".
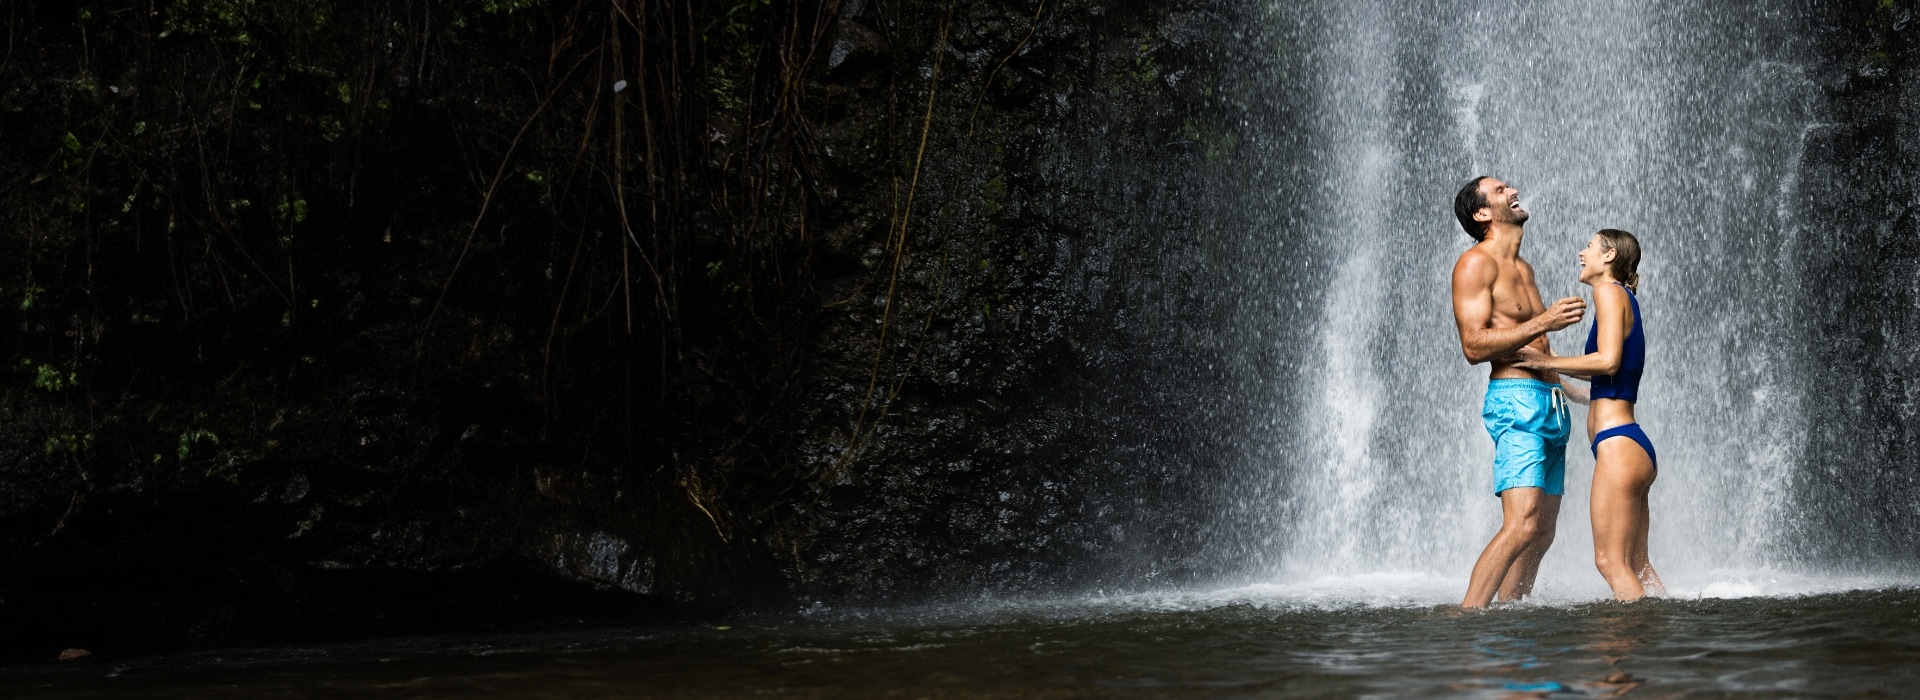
[{"xmin": 1482, "ymin": 378, "xmax": 1571, "ymax": 496}]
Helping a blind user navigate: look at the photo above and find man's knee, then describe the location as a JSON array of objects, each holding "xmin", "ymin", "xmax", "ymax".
[
  {"xmin": 1534, "ymin": 519, "xmax": 1558, "ymax": 544},
  {"xmin": 1503, "ymin": 518, "xmax": 1542, "ymax": 543}
]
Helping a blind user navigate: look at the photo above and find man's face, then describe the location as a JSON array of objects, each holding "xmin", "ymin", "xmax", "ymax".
[{"xmin": 1478, "ymin": 178, "xmax": 1529, "ymax": 227}]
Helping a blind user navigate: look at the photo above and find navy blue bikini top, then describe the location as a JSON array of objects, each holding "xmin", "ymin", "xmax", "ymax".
[{"xmin": 1584, "ymin": 282, "xmax": 1644, "ymax": 402}]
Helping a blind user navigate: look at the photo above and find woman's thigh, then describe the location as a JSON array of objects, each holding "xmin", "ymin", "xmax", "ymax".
[{"xmin": 1592, "ymin": 437, "xmax": 1655, "ymax": 544}]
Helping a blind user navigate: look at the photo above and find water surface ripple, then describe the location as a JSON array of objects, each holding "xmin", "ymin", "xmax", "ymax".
[{"xmin": 7, "ymin": 587, "xmax": 1915, "ymax": 698}]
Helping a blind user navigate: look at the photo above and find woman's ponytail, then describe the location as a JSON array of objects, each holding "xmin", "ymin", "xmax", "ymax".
[{"xmin": 1596, "ymin": 228, "xmax": 1641, "ymax": 292}]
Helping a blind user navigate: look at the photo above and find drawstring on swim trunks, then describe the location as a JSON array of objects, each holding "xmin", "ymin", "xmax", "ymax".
[{"xmin": 1550, "ymin": 385, "xmax": 1567, "ymax": 425}]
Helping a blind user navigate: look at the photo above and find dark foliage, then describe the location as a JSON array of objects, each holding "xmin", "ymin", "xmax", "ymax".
[{"xmin": 0, "ymin": 0, "xmax": 845, "ymax": 657}]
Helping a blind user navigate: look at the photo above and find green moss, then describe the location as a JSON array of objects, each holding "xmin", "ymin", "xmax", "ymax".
[
  {"xmin": 34, "ymin": 364, "xmax": 75, "ymax": 392},
  {"xmin": 980, "ymin": 176, "xmax": 1006, "ymax": 217},
  {"xmin": 706, "ymin": 43, "xmax": 757, "ymax": 116},
  {"xmin": 162, "ymin": 0, "xmax": 257, "ymax": 41},
  {"xmin": 42, "ymin": 432, "xmax": 93, "ymax": 458},
  {"xmin": 276, "ymin": 196, "xmax": 308, "ymax": 223},
  {"xmin": 1132, "ymin": 35, "xmax": 1160, "ymax": 86},
  {"xmin": 18, "ymin": 358, "xmax": 76, "ymax": 392},
  {"xmin": 482, "ymin": 0, "xmax": 543, "ymax": 13},
  {"xmin": 701, "ymin": 0, "xmax": 774, "ymax": 116},
  {"xmin": 1179, "ymin": 119, "xmax": 1240, "ymax": 161},
  {"xmin": 710, "ymin": 0, "xmax": 773, "ymax": 39}
]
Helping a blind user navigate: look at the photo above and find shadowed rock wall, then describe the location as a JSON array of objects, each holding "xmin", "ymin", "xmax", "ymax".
[{"xmin": 0, "ymin": 0, "xmax": 1272, "ymax": 657}]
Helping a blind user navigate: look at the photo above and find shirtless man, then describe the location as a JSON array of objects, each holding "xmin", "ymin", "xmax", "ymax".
[{"xmin": 1450, "ymin": 176, "xmax": 1587, "ymax": 609}]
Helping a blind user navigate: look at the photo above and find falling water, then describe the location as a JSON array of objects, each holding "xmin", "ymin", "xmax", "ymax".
[{"xmin": 1214, "ymin": 1, "xmax": 1850, "ymax": 598}]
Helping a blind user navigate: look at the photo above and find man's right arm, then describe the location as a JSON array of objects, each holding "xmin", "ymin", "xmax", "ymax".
[{"xmin": 1450, "ymin": 252, "xmax": 1584, "ymax": 364}]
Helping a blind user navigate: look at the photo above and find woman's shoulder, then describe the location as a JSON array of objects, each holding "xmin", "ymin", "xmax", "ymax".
[{"xmin": 1592, "ymin": 280, "xmax": 1631, "ymax": 304}]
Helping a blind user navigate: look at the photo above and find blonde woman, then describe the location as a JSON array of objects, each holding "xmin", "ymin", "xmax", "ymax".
[{"xmin": 1515, "ymin": 229, "xmax": 1665, "ymax": 600}]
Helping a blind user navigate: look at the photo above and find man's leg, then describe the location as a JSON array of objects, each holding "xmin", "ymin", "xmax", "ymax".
[
  {"xmin": 1497, "ymin": 494, "xmax": 1560, "ymax": 602},
  {"xmin": 1462, "ymin": 487, "xmax": 1550, "ymax": 609}
]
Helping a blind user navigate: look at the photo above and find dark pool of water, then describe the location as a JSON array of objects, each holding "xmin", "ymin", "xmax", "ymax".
[{"xmin": 5, "ymin": 587, "xmax": 1915, "ymax": 698}]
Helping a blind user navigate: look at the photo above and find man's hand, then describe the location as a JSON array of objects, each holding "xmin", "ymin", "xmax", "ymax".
[{"xmin": 1537, "ymin": 297, "xmax": 1586, "ymax": 332}]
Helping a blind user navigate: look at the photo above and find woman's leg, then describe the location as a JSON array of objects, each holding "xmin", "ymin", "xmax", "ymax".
[
  {"xmin": 1631, "ymin": 475, "xmax": 1665, "ymax": 595},
  {"xmin": 1592, "ymin": 436, "xmax": 1656, "ymax": 600}
]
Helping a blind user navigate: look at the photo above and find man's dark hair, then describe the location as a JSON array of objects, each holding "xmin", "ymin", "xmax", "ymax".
[{"xmin": 1454, "ymin": 176, "xmax": 1493, "ymax": 241}]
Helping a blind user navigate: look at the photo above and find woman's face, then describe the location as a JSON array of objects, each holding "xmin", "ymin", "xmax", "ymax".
[{"xmin": 1577, "ymin": 234, "xmax": 1613, "ymax": 286}]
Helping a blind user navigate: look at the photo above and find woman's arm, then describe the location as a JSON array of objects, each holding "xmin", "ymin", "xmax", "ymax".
[
  {"xmin": 1513, "ymin": 283, "xmax": 1627, "ymax": 377},
  {"xmin": 1559, "ymin": 375, "xmax": 1590, "ymax": 405}
]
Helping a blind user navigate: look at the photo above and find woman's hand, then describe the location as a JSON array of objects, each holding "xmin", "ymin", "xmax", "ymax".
[{"xmin": 1511, "ymin": 345, "xmax": 1551, "ymax": 369}]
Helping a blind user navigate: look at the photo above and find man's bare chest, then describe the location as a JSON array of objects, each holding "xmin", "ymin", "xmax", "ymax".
[{"xmin": 1490, "ymin": 275, "xmax": 1541, "ymax": 324}]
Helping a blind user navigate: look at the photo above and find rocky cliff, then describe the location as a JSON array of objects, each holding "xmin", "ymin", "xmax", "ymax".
[{"xmin": 0, "ymin": 0, "xmax": 1273, "ymax": 657}]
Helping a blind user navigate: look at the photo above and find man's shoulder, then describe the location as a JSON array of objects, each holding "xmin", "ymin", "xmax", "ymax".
[{"xmin": 1452, "ymin": 246, "xmax": 1498, "ymax": 278}]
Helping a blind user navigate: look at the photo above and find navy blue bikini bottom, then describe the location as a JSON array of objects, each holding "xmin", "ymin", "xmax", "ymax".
[{"xmin": 1590, "ymin": 423, "xmax": 1657, "ymax": 469}]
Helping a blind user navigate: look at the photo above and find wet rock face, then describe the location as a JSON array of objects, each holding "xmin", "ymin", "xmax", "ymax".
[
  {"xmin": 1787, "ymin": 1, "xmax": 1920, "ymax": 563},
  {"xmin": 771, "ymin": 0, "xmax": 1266, "ymax": 599}
]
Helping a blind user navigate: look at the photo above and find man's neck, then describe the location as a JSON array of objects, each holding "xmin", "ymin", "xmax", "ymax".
[{"xmin": 1481, "ymin": 223, "xmax": 1525, "ymax": 260}]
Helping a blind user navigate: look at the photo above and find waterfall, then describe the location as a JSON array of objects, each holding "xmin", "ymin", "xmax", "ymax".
[{"xmin": 1218, "ymin": 1, "xmax": 1837, "ymax": 596}]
